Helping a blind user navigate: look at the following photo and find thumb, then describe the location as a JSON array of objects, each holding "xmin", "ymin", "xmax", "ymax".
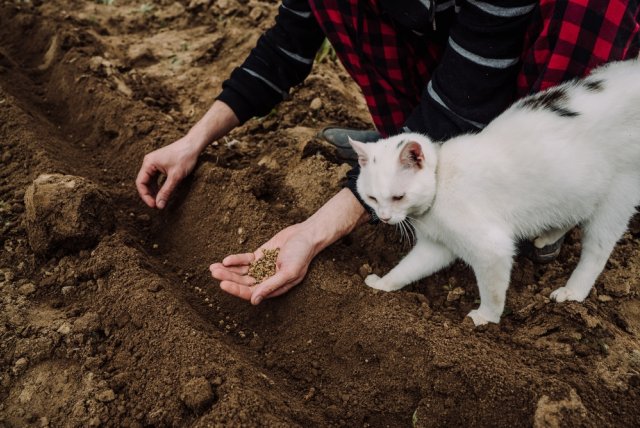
[
  {"xmin": 251, "ymin": 269, "xmax": 292, "ymax": 305},
  {"xmin": 156, "ymin": 174, "xmax": 180, "ymax": 209}
]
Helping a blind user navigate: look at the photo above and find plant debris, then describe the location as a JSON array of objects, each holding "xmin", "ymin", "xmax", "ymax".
[{"xmin": 248, "ymin": 248, "xmax": 279, "ymax": 283}]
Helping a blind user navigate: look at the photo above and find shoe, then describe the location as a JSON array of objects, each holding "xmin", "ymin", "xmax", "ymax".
[
  {"xmin": 521, "ymin": 235, "xmax": 565, "ymax": 264},
  {"xmin": 317, "ymin": 126, "xmax": 381, "ymax": 161}
]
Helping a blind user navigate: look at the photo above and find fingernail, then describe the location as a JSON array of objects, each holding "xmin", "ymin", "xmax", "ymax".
[
  {"xmin": 254, "ymin": 296, "xmax": 263, "ymax": 305},
  {"xmin": 157, "ymin": 199, "xmax": 165, "ymax": 209}
]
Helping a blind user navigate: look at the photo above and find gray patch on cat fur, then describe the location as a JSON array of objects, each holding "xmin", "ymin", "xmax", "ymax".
[
  {"xmin": 520, "ymin": 88, "xmax": 579, "ymax": 118},
  {"xmin": 583, "ymin": 79, "xmax": 604, "ymax": 92},
  {"xmin": 396, "ymin": 140, "xmax": 406, "ymax": 149}
]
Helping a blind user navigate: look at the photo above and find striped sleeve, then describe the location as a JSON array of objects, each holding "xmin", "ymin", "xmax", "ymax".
[
  {"xmin": 404, "ymin": 0, "xmax": 537, "ymax": 141},
  {"xmin": 217, "ymin": 0, "xmax": 325, "ymax": 123}
]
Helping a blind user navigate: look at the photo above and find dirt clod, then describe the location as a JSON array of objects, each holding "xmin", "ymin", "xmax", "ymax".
[
  {"xmin": 180, "ymin": 377, "xmax": 215, "ymax": 412},
  {"xmin": 95, "ymin": 389, "xmax": 116, "ymax": 403},
  {"xmin": 533, "ymin": 389, "xmax": 588, "ymax": 428},
  {"xmin": 24, "ymin": 174, "xmax": 113, "ymax": 254},
  {"xmin": 12, "ymin": 357, "xmax": 28, "ymax": 375},
  {"xmin": 358, "ymin": 263, "xmax": 373, "ymax": 279},
  {"xmin": 18, "ymin": 282, "xmax": 36, "ymax": 296},
  {"xmin": 146, "ymin": 279, "xmax": 164, "ymax": 293},
  {"xmin": 73, "ymin": 312, "xmax": 100, "ymax": 334},
  {"xmin": 310, "ymin": 97, "xmax": 323, "ymax": 110},
  {"xmin": 248, "ymin": 248, "xmax": 279, "ymax": 283},
  {"xmin": 604, "ymin": 281, "xmax": 631, "ymax": 297},
  {"xmin": 446, "ymin": 286, "xmax": 465, "ymax": 302}
]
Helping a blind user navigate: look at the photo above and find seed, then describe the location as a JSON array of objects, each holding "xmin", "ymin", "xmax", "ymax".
[{"xmin": 248, "ymin": 248, "xmax": 279, "ymax": 283}]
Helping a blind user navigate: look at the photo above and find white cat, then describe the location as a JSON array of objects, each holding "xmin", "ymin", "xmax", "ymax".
[{"xmin": 350, "ymin": 58, "xmax": 640, "ymax": 326}]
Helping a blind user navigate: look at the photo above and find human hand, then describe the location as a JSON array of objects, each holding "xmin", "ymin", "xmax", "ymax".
[
  {"xmin": 210, "ymin": 223, "xmax": 320, "ymax": 305},
  {"xmin": 135, "ymin": 137, "xmax": 200, "ymax": 209},
  {"xmin": 135, "ymin": 100, "xmax": 240, "ymax": 209}
]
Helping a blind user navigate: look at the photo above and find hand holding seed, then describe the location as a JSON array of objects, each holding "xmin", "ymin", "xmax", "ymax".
[{"xmin": 210, "ymin": 223, "xmax": 319, "ymax": 304}]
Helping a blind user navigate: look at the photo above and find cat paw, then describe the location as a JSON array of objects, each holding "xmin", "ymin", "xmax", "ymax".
[
  {"xmin": 365, "ymin": 274, "xmax": 392, "ymax": 292},
  {"xmin": 466, "ymin": 309, "xmax": 500, "ymax": 326},
  {"xmin": 550, "ymin": 287, "xmax": 588, "ymax": 303}
]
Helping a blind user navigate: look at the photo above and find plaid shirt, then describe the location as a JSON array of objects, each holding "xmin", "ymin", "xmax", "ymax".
[{"xmin": 219, "ymin": 0, "xmax": 640, "ymax": 141}]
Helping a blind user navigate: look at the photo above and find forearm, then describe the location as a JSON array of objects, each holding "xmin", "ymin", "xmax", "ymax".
[
  {"xmin": 302, "ymin": 188, "xmax": 370, "ymax": 255},
  {"xmin": 217, "ymin": 0, "xmax": 325, "ymax": 123},
  {"xmin": 185, "ymin": 100, "xmax": 240, "ymax": 154}
]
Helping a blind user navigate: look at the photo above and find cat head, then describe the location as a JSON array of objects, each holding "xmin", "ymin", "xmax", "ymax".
[{"xmin": 350, "ymin": 133, "xmax": 438, "ymax": 224}]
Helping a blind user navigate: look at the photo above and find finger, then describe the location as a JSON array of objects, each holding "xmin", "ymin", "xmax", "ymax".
[
  {"xmin": 219, "ymin": 280, "xmax": 253, "ymax": 301},
  {"xmin": 227, "ymin": 265, "xmax": 250, "ymax": 275},
  {"xmin": 155, "ymin": 174, "xmax": 180, "ymax": 209},
  {"xmin": 135, "ymin": 164, "xmax": 158, "ymax": 208},
  {"xmin": 210, "ymin": 263, "xmax": 249, "ymax": 275},
  {"xmin": 211, "ymin": 266, "xmax": 256, "ymax": 286},
  {"xmin": 223, "ymin": 253, "xmax": 255, "ymax": 266},
  {"xmin": 251, "ymin": 269, "xmax": 293, "ymax": 305}
]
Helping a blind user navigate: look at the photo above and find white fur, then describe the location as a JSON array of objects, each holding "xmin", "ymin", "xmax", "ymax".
[{"xmin": 354, "ymin": 59, "xmax": 640, "ymax": 326}]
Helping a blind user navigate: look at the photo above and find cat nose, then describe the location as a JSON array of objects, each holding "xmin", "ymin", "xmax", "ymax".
[{"xmin": 379, "ymin": 216, "xmax": 391, "ymax": 223}]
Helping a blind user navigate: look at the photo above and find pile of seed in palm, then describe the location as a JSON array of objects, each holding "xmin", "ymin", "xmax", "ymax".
[{"xmin": 248, "ymin": 248, "xmax": 279, "ymax": 283}]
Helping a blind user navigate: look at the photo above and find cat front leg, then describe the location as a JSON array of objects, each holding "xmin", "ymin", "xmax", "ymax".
[
  {"xmin": 465, "ymin": 235, "xmax": 515, "ymax": 326},
  {"xmin": 365, "ymin": 239, "xmax": 456, "ymax": 292}
]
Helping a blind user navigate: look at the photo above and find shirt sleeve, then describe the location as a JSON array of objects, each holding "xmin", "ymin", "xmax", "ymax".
[
  {"xmin": 404, "ymin": 0, "xmax": 538, "ymax": 141},
  {"xmin": 217, "ymin": 0, "xmax": 326, "ymax": 123}
]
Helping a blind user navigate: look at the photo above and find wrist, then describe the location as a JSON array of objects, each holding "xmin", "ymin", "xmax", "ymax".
[
  {"xmin": 299, "ymin": 188, "xmax": 368, "ymax": 255},
  {"xmin": 296, "ymin": 219, "xmax": 331, "ymax": 257},
  {"xmin": 186, "ymin": 100, "xmax": 240, "ymax": 152}
]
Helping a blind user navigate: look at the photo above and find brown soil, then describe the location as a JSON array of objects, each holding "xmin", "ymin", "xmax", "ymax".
[{"xmin": 1, "ymin": 1, "xmax": 639, "ymax": 427}]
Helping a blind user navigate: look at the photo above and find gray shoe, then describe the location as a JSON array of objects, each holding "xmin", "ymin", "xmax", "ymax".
[
  {"xmin": 521, "ymin": 235, "xmax": 565, "ymax": 264},
  {"xmin": 317, "ymin": 126, "xmax": 381, "ymax": 161}
]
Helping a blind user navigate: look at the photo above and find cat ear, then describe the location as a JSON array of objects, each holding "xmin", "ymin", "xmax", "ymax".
[
  {"xmin": 399, "ymin": 141, "xmax": 424, "ymax": 169},
  {"xmin": 348, "ymin": 137, "xmax": 370, "ymax": 168}
]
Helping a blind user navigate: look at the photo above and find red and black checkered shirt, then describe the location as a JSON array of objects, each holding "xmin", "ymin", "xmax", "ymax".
[{"xmin": 218, "ymin": 0, "xmax": 640, "ymax": 141}]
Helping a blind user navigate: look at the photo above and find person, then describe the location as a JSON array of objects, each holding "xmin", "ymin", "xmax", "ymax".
[{"xmin": 136, "ymin": 0, "xmax": 640, "ymax": 305}]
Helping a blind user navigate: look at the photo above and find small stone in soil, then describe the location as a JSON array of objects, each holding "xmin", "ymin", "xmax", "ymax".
[
  {"xmin": 180, "ymin": 377, "xmax": 215, "ymax": 412},
  {"xmin": 358, "ymin": 263, "xmax": 373, "ymax": 279},
  {"xmin": 248, "ymin": 248, "xmax": 279, "ymax": 283},
  {"xmin": 18, "ymin": 282, "xmax": 36, "ymax": 296},
  {"xmin": 310, "ymin": 97, "xmax": 323, "ymax": 110},
  {"xmin": 96, "ymin": 389, "xmax": 116, "ymax": 402}
]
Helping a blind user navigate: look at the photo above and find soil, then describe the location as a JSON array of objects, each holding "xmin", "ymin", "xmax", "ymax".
[{"xmin": 1, "ymin": 1, "xmax": 640, "ymax": 427}]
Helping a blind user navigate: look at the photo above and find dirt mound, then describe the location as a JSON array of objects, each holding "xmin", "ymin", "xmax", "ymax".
[
  {"xmin": 1, "ymin": 1, "xmax": 640, "ymax": 427},
  {"xmin": 24, "ymin": 174, "xmax": 114, "ymax": 255}
]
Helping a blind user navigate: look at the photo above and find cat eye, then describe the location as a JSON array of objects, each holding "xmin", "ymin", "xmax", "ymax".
[
  {"xmin": 392, "ymin": 194, "xmax": 405, "ymax": 201},
  {"xmin": 368, "ymin": 195, "xmax": 377, "ymax": 202}
]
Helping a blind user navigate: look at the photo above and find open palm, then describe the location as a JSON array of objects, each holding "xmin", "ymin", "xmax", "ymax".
[{"xmin": 210, "ymin": 223, "xmax": 318, "ymax": 304}]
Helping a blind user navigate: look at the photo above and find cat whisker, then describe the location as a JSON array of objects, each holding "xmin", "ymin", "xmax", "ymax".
[
  {"xmin": 400, "ymin": 221, "xmax": 411, "ymax": 244},
  {"xmin": 403, "ymin": 219, "xmax": 416, "ymax": 246},
  {"xmin": 396, "ymin": 219, "xmax": 412, "ymax": 247},
  {"xmin": 395, "ymin": 220, "xmax": 409, "ymax": 247},
  {"xmin": 407, "ymin": 215, "xmax": 428, "ymax": 231},
  {"xmin": 398, "ymin": 221, "xmax": 408, "ymax": 245},
  {"xmin": 406, "ymin": 219, "xmax": 417, "ymax": 245}
]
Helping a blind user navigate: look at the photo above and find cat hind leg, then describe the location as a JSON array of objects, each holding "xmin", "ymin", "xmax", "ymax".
[{"xmin": 551, "ymin": 191, "xmax": 638, "ymax": 302}]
